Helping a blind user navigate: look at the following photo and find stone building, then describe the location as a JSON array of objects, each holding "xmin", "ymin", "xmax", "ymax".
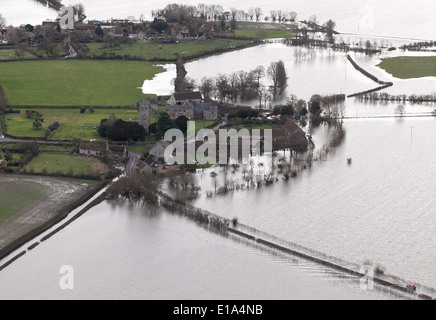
[{"xmin": 139, "ymin": 98, "xmax": 158, "ymax": 134}]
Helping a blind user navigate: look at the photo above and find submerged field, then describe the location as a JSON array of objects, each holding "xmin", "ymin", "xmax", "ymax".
[
  {"xmin": 0, "ymin": 181, "xmax": 44, "ymax": 221},
  {"xmin": 0, "ymin": 60, "xmax": 164, "ymax": 106},
  {"xmin": 377, "ymin": 56, "xmax": 436, "ymax": 79},
  {"xmin": 0, "ymin": 175, "xmax": 89, "ymax": 252}
]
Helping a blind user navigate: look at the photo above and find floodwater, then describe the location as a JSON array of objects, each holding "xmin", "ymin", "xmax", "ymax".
[
  {"xmin": 0, "ymin": 201, "xmax": 404, "ymax": 300},
  {"xmin": 3, "ymin": 0, "xmax": 436, "ymax": 40},
  {"xmin": 0, "ymin": 0, "xmax": 435, "ymax": 300}
]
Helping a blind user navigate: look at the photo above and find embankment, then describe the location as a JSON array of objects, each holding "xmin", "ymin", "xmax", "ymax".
[
  {"xmin": 347, "ymin": 55, "xmax": 393, "ymax": 98},
  {"xmin": 160, "ymin": 192, "xmax": 435, "ymax": 299},
  {"xmin": 228, "ymin": 223, "xmax": 435, "ymax": 300}
]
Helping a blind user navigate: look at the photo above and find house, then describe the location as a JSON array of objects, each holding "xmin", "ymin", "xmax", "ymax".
[
  {"xmin": 79, "ymin": 141, "xmax": 128, "ymax": 161},
  {"xmin": 167, "ymin": 91, "xmax": 203, "ymax": 105},
  {"xmin": 149, "ymin": 142, "xmax": 170, "ymax": 162},
  {"xmin": 166, "ymin": 101, "xmax": 218, "ymax": 120},
  {"xmin": 107, "ymin": 143, "xmax": 128, "ymax": 161},
  {"xmin": 166, "ymin": 102, "xmax": 195, "ymax": 119},
  {"xmin": 79, "ymin": 141, "xmax": 107, "ymax": 157},
  {"xmin": 193, "ymin": 103, "xmax": 218, "ymax": 120},
  {"xmin": 272, "ymin": 120, "xmax": 309, "ymax": 151}
]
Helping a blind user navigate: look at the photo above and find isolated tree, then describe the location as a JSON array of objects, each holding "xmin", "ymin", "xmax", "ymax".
[
  {"xmin": 395, "ymin": 105, "xmax": 405, "ymax": 117},
  {"xmin": 174, "ymin": 54, "xmax": 188, "ymax": 93},
  {"xmin": 0, "ymin": 14, "xmax": 6, "ymax": 31},
  {"xmin": 32, "ymin": 112, "xmax": 44, "ymax": 130},
  {"xmin": 254, "ymin": 7, "xmax": 262, "ymax": 21}
]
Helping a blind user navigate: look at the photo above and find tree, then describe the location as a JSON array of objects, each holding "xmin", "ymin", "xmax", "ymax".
[
  {"xmin": 95, "ymin": 25, "xmax": 104, "ymax": 37},
  {"xmin": 270, "ymin": 11, "xmax": 277, "ymax": 22},
  {"xmin": 175, "ymin": 115, "xmax": 189, "ymax": 132},
  {"xmin": 73, "ymin": 3, "xmax": 87, "ymax": 23},
  {"xmin": 248, "ymin": 8, "xmax": 255, "ymax": 21},
  {"xmin": 309, "ymin": 15, "xmax": 318, "ymax": 26},
  {"xmin": 325, "ymin": 19, "xmax": 336, "ymax": 43},
  {"xmin": 0, "ymin": 93, "xmax": 9, "ymax": 114},
  {"xmin": 267, "ymin": 60, "xmax": 287, "ymax": 97},
  {"xmin": 0, "ymin": 14, "xmax": 6, "ymax": 31},
  {"xmin": 174, "ymin": 54, "xmax": 188, "ymax": 93},
  {"xmin": 199, "ymin": 77, "xmax": 214, "ymax": 100},
  {"xmin": 395, "ymin": 105, "xmax": 405, "ymax": 117},
  {"xmin": 254, "ymin": 8, "xmax": 262, "ymax": 22},
  {"xmin": 32, "ymin": 112, "xmax": 44, "ymax": 130},
  {"xmin": 15, "ymin": 43, "xmax": 29, "ymax": 60},
  {"xmin": 156, "ymin": 112, "xmax": 176, "ymax": 139},
  {"xmin": 289, "ymin": 11, "xmax": 297, "ymax": 22},
  {"xmin": 309, "ymin": 95, "xmax": 322, "ymax": 115}
]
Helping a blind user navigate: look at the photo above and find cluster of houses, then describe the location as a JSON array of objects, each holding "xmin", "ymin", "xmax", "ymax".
[{"xmin": 166, "ymin": 92, "xmax": 218, "ymax": 120}]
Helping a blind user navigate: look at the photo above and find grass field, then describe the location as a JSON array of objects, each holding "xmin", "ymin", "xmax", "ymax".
[
  {"xmin": 0, "ymin": 60, "xmax": 164, "ymax": 106},
  {"xmin": 235, "ymin": 21, "xmax": 295, "ymax": 39},
  {"xmin": 4, "ymin": 108, "xmax": 140, "ymax": 140},
  {"xmin": 25, "ymin": 153, "xmax": 107, "ymax": 176},
  {"xmin": 0, "ymin": 49, "xmax": 36, "ymax": 60},
  {"xmin": 86, "ymin": 39, "xmax": 251, "ymax": 61},
  {"xmin": 0, "ymin": 180, "xmax": 44, "ymax": 221},
  {"xmin": 229, "ymin": 124, "xmax": 280, "ymax": 130},
  {"xmin": 378, "ymin": 56, "xmax": 436, "ymax": 79}
]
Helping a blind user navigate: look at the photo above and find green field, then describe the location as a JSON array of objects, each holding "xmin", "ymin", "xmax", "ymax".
[
  {"xmin": 235, "ymin": 21, "xmax": 295, "ymax": 39},
  {"xmin": 0, "ymin": 181, "xmax": 44, "ymax": 221},
  {"xmin": 0, "ymin": 49, "xmax": 36, "ymax": 60},
  {"xmin": 229, "ymin": 124, "xmax": 280, "ymax": 130},
  {"xmin": 378, "ymin": 56, "xmax": 436, "ymax": 79},
  {"xmin": 234, "ymin": 29, "xmax": 293, "ymax": 39},
  {"xmin": 25, "ymin": 153, "xmax": 107, "ymax": 176},
  {"xmin": 0, "ymin": 60, "xmax": 164, "ymax": 106},
  {"xmin": 5, "ymin": 108, "xmax": 141, "ymax": 140},
  {"xmin": 86, "ymin": 39, "xmax": 251, "ymax": 61}
]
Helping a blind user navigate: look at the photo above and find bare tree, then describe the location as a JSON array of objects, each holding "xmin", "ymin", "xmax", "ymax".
[
  {"xmin": 270, "ymin": 10, "xmax": 277, "ymax": 22},
  {"xmin": 289, "ymin": 11, "xmax": 297, "ymax": 22},
  {"xmin": 199, "ymin": 77, "xmax": 214, "ymax": 100},
  {"xmin": 248, "ymin": 7, "xmax": 255, "ymax": 21},
  {"xmin": 309, "ymin": 14, "xmax": 318, "ymax": 26},
  {"xmin": 277, "ymin": 10, "xmax": 283, "ymax": 22},
  {"xmin": 267, "ymin": 60, "xmax": 287, "ymax": 96},
  {"xmin": 254, "ymin": 7, "xmax": 262, "ymax": 22},
  {"xmin": 0, "ymin": 14, "xmax": 6, "ymax": 31},
  {"xmin": 395, "ymin": 105, "xmax": 405, "ymax": 117}
]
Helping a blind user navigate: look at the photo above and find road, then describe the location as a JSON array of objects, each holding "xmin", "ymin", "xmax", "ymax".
[{"xmin": 126, "ymin": 152, "xmax": 140, "ymax": 175}]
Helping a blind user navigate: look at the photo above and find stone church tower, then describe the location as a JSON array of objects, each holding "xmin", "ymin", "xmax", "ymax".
[{"xmin": 139, "ymin": 98, "xmax": 158, "ymax": 134}]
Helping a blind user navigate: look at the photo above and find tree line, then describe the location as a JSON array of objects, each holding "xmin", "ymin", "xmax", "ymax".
[{"xmin": 197, "ymin": 60, "xmax": 287, "ymax": 106}]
